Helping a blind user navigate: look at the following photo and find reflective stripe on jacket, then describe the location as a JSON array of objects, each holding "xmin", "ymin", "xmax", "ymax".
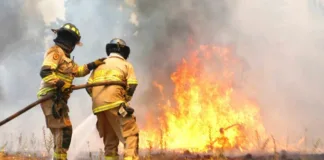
[
  {"xmin": 37, "ymin": 45, "xmax": 90, "ymax": 98},
  {"xmin": 87, "ymin": 53, "xmax": 138, "ymax": 114}
]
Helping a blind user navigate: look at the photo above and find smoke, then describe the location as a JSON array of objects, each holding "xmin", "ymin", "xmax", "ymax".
[
  {"xmin": 134, "ymin": 0, "xmax": 324, "ymax": 145},
  {"xmin": 0, "ymin": 0, "xmax": 66, "ymax": 151},
  {"xmin": 0, "ymin": 0, "xmax": 26, "ymax": 62},
  {"xmin": 232, "ymin": 0, "xmax": 324, "ymax": 141},
  {"xmin": 1, "ymin": 0, "xmax": 324, "ymax": 156},
  {"xmin": 131, "ymin": 0, "xmax": 236, "ymax": 116}
]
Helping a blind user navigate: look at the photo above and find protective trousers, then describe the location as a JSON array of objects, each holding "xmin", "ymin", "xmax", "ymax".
[
  {"xmin": 40, "ymin": 98, "xmax": 72, "ymax": 160},
  {"xmin": 96, "ymin": 107, "xmax": 139, "ymax": 160}
]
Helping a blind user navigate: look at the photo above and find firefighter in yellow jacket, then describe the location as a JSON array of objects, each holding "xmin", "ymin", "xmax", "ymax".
[
  {"xmin": 37, "ymin": 23, "xmax": 105, "ymax": 160},
  {"xmin": 86, "ymin": 38, "xmax": 139, "ymax": 160}
]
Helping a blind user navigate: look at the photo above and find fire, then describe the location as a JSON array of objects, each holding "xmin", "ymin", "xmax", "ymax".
[{"xmin": 139, "ymin": 44, "xmax": 266, "ymax": 152}]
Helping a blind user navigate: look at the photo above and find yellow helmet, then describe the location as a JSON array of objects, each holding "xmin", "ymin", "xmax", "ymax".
[{"xmin": 51, "ymin": 23, "xmax": 82, "ymax": 45}]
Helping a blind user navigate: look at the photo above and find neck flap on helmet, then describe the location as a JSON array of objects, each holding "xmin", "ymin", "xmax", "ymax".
[{"xmin": 53, "ymin": 30, "xmax": 78, "ymax": 56}]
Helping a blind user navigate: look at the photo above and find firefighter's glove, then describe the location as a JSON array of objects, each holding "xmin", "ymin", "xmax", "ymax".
[
  {"xmin": 118, "ymin": 103, "xmax": 134, "ymax": 117},
  {"xmin": 56, "ymin": 79, "xmax": 65, "ymax": 89},
  {"xmin": 64, "ymin": 85, "xmax": 75, "ymax": 94},
  {"xmin": 52, "ymin": 103, "xmax": 62, "ymax": 119},
  {"xmin": 52, "ymin": 96, "xmax": 63, "ymax": 119},
  {"xmin": 87, "ymin": 58, "xmax": 106, "ymax": 70}
]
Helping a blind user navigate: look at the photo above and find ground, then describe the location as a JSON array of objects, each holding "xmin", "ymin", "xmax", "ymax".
[{"xmin": 1, "ymin": 153, "xmax": 324, "ymax": 160}]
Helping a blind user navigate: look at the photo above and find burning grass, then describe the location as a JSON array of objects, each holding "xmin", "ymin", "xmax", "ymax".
[
  {"xmin": 138, "ymin": 44, "xmax": 324, "ymax": 155},
  {"xmin": 140, "ymin": 45, "xmax": 265, "ymax": 152},
  {"xmin": 2, "ymin": 150, "xmax": 324, "ymax": 160}
]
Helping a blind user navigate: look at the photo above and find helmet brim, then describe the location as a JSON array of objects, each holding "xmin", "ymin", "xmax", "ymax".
[
  {"xmin": 76, "ymin": 41, "xmax": 83, "ymax": 46},
  {"xmin": 51, "ymin": 29, "xmax": 58, "ymax": 33}
]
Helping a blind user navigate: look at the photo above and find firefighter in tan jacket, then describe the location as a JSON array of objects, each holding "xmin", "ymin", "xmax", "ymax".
[
  {"xmin": 86, "ymin": 38, "xmax": 139, "ymax": 160},
  {"xmin": 37, "ymin": 23, "xmax": 105, "ymax": 160}
]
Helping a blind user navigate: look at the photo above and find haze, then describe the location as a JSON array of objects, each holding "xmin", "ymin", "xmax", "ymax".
[{"xmin": 1, "ymin": 0, "xmax": 324, "ymax": 154}]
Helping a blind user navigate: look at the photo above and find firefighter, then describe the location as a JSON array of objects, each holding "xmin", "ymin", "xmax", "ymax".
[
  {"xmin": 37, "ymin": 23, "xmax": 106, "ymax": 160},
  {"xmin": 86, "ymin": 38, "xmax": 139, "ymax": 160}
]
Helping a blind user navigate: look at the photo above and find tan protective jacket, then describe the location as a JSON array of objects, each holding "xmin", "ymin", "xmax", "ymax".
[
  {"xmin": 37, "ymin": 45, "xmax": 90, "ymax": 98},
  {"xmin": 87, "ymin": 53, "xmax": 138, "ymax": 114}
]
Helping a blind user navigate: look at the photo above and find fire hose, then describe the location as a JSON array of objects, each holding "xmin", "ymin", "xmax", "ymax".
[{"xmin": 0, "ymin": 81, "xmax": 126, "ymax": 127}]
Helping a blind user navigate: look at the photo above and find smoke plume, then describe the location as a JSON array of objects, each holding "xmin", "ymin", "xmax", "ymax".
[{"xmin": 1, "ymin": 0, "xmax": 324, "ymax": 156}]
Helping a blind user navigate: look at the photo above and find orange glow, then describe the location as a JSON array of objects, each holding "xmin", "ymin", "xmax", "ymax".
[{"xmin": 140, "ymin": 44, "xmax": 266, "ymax": 152}]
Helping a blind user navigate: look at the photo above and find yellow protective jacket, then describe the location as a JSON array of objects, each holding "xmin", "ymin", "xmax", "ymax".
[
  {"xmin": 37, "ymin": 45, "xmax": 91, "ymax": 98},
  {"xmin": 86, "ymin": 53, "xmax": 138, "ymax": 114}
]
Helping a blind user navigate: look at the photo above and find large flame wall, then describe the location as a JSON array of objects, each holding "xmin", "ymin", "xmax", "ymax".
[{"xmin": 139, "ymin": 45, "xmax": 266, "ymax": 152}]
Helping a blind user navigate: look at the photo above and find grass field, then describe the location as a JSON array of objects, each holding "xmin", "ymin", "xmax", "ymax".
[
  {"xmin": 2, "ymin": 149, "xmax": 324, "ymax": 160},
  {"xmin": 1, "ymin": 127, "xmax": 323, "ymax": 160},
  {"xmin": 1, "ymin": 152, "xmax": 324, "ymax": 160}
]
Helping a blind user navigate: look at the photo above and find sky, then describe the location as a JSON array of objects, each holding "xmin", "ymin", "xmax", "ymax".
[{"xmin": 1, "ymin": 0, "xmax": 324, "ymax": 156}]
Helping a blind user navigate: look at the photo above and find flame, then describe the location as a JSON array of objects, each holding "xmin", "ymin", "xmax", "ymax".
[
  {"xmin": 140, "ymin": 44, "xmax": 266, "ymax": 152},
  {"xmin": 153, "ymin": 81, "xmax": 165, "ymax": 100}
]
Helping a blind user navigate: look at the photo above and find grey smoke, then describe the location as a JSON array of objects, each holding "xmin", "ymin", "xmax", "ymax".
[
  {"xmin": 132, "ymin": 0, "xmax": 237, "ymax": 112},
  {"xmin": 1, "ymin": 0, "xmax": 324, "ymax": 154},
  {"xmin": 0, "ymin": 0, "xmax": 49, "ymax": 152}
]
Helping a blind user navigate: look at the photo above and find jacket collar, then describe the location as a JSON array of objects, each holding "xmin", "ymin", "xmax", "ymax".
[{"xmin": 109, "ymin": 53, "xmax": 125, "ymax": 60}]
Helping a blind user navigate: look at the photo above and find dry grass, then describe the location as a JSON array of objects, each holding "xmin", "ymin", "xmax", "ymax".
[
  {"xmin": 0, "ymin": 127, "xmax": 323, "ymax": 160},
  {"xmin": 42, "ymin": 126, "xmax": 53, "ymax": 156},
  {"xmin": 2, "ymin": 152, "xmax": 324, "ymax": 160}
]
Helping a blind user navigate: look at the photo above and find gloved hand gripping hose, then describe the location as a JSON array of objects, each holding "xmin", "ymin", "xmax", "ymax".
[
  {"xmin": 118, "ymin": 103, "xmax": 134, "ymax": 117},
  {"xmin": 52, "ymin": 85, "xmax": 64, "ymax": 119}
]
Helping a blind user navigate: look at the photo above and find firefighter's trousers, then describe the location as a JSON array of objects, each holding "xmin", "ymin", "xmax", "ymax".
[
  {"xmin": 96, "ymin": 107, "xmax": 139, "ymax": 160},
  {"xmin": 40, "ymin": 98, "xmax": 72, "ymax": 160}
]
